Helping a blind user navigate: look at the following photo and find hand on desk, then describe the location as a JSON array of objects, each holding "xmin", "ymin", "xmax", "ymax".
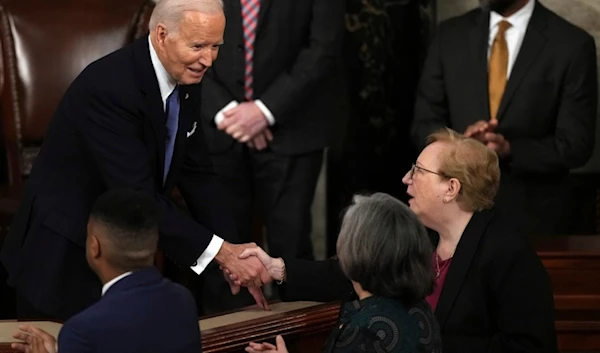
[
  {"xmin": 246, "ymin": 335, "xmax": 289, "ymax": 353},
  {"xmin": 11, "ymin": 324, "xmax": 57, "ymax": 353}
]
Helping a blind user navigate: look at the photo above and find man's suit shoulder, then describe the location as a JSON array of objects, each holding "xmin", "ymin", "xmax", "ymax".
[
  {"xmin": 437, "ymin": 7, "xmax": 482, "ymax": 37},
  {"xmin": 73, "ymin": 41, "xmax": 139, "ymax": 95},
  {"xmin": 541, "ymin": 4, "xmax": 595, "ymax": 47}
]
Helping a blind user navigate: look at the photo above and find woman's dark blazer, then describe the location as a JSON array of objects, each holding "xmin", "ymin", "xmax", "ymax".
[{"xmin": 278, "ymin": 209, "xmax": 558, "ymax": 353}]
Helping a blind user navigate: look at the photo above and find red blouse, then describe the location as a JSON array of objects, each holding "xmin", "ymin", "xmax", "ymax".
[{"xmin": 426, "ymin": 252, "xmax": 452, "ymax": 311}]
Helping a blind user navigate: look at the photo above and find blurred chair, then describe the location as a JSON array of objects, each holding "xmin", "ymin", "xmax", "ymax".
[
  {"xmin": 0, "ymin": 0, "xmax": 154, "ymax": 236},
  {"xmin": 0, "ymin": 0, "xmax": 155, "ymax": 318}
]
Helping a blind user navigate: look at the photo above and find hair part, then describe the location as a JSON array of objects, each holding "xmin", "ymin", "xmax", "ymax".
[
  {"xmin": 426, "ymin": 128, "xmax": 500, "ymax": 212},
  {"xmin": 90, "ymin": 189, "xmax": 159, "ymax": 271},
  {"xmin": 149, "ymin": 0, "xmax": 224, "ymax": 34},
  {"xmin": 336, "ymin": 193, "xmax": 434, "ymax": 304}
]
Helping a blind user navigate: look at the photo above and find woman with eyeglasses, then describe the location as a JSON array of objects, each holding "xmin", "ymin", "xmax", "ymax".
[
  {"xmin": 400, "ymin": 128, "xmax": 557, "ymax": 353},
  {"xmin": 233, "ymin": 128, "xmax": 558, "ymax": 353}
]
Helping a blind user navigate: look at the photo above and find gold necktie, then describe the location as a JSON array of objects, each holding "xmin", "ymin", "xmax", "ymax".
[{"xmin": 488, "ymin": 20, "xmax": 511, "ymax": 121}]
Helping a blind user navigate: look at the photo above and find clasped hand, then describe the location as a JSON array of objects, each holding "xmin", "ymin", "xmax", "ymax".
[
  {"xmin": 217, "ymin": 102, "xmax": 273, "ymax": 150},
  {"xmin": 216, "ymin": 242, "xmax": 273, "ymax": 310},
  {"xmin": 464, "ymin": 119, "xmax": 510, "ymax": 157}
]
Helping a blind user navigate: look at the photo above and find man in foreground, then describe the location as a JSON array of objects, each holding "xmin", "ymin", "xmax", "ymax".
[{"xmin": 12, "ymin": 189, "xmax": 203, "ymax": 353}]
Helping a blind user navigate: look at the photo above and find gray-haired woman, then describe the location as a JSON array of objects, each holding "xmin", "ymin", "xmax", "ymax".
[{"xmin": 239, "ymin": 193, "xmax": 442, "ymax": 353}]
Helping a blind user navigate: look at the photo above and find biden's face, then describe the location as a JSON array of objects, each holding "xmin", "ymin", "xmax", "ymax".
[
  {"xmin": 479, "ymin": 0, "xmax": 521, "ymax": 13},
  {"xmin": 155, "ymin": 11, "xmax": 225, "ymax": 85}
]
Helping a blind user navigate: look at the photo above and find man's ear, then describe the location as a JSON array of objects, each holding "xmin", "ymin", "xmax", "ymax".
[
  {"xmin": 156, "ymin": 24, "xmax": 169, "ymax": 45},
  {"xmin": 88, "ymin": 234, "xmax": 101, "ymax": 260}
]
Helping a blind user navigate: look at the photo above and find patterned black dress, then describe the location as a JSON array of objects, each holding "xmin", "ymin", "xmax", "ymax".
[{"xmin": 321, "ymin": 296, "xmax": 442, "ymax": 353}]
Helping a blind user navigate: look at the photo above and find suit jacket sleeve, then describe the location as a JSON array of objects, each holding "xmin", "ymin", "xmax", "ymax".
[
  {"xmin": 487, "ymin": 240, "xmax": 558, "ymax": 353},
  {"xmin": 177, "ymin": 96, "xmax": 240, "ymax": 243},
  {"xmin": 56, "ymin": 320, "xmax": 94, "ymax": 353},
  {"xmin": 278, "ymin": 257, "xmax": 353, "ymax": 302},
  {"xmin": 201, "ymin": 71, "xmax": 236, "ymax": 120},
  {"xmin": 258, "ymin": 0, "xmax": 345, "ymax": 123},
  {"xmin": 78, "ymin": 87, "xmax": 214, "ymax": 267},
  {"xmin": 411, "ymin": 31, "xmax": 450, "ymax": 151},
  {"xmin": 509, "ymin": 35, "xmax": 598, "ymax": 173}
]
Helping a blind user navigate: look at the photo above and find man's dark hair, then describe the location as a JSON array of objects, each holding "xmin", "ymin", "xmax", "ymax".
[{"xmin": 90, "ymin": 189, "xmax": 159, "ymax": 271}]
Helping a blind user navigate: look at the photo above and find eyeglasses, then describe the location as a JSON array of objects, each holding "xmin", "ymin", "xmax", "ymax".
[{"xmin": 409, "ymin": 164, "xmax": 451, "ymax": 180}]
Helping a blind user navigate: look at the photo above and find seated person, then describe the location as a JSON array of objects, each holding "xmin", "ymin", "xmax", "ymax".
[
  {"xmin": 11, "ymin": 189, "xmax": 202, "ymax": 353},
  {"xmin": 239, "ymin": 128, "xmax": 558, "ymax": 353},
  {"xmin": 241, "ymin": 192, "xmax": 443, "ymax": 353}
]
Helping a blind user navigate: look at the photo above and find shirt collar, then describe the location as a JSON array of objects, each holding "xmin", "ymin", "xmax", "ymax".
[
  {"xmin": 101, "ymin": 271, "xmax": 133, "ymax": 296},
  {"xmin": 489, "ymin": 0, "xmax": 535, "ymax": 33},
  {"xmin": 148, "ymin": 35, "xmax": 177, "ymax": 109}
]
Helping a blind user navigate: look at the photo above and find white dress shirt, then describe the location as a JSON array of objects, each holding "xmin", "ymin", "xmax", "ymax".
[
  {"xmin": 148, "ymin": 36, "xmax": 224, "ymax": 275},
  {"xmin": 488, "ymin": 0, "xmax": 536, "ymax": 78},
  {"xmin": 101, "ymin": 271, "xmax": 133, "ymax": 296}
]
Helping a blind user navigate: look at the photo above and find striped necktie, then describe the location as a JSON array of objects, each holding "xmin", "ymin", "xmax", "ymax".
[{"xmin": 241, "ymin": 0, "xmax": 260, "ymax": 101}]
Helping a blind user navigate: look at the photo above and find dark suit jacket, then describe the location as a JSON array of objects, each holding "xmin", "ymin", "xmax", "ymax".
[
  {"xmin": 57, "ymin": 268, "xmax": 201, "ymax": 353},
  {"xmin": 280, "ymin": 210, "xmax": 557, "ymax": 353},
  {"xmin": 431, "ymin": 210, "xmax": 557, "ymax": 353},
  {"xmin": 201, "ymin": 0, "xmax": 347, "ymax": 155},
  {"xmin": 0, "ymin": 36, "xmax": 236, "ymax": 319},
  {"xmin": 411, "ymin": 1, "xmax": 598, "ymax": 234}
]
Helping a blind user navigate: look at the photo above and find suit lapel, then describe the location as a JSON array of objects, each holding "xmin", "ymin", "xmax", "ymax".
[
  {"xmin": 133, "ymin": 37, "xmax": 167, "ymax": 187},
  {"xmin": 496, "ymin": 2, "xmax": 548, "ymax": 121},
  {"xmin": 469, "ymin": 10, "xmax": 493, "ymax": 121},
  {"xmin": 435, "ymin": 211, "xmax": 493, "ymax": 329},
  {"xmin": 256, "ymin": 0, "xmax": 273, "ymax": 36}
]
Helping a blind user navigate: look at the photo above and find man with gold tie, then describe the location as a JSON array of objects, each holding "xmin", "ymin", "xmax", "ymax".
[{"xmin": 411, "ymin": 0, "xmax": 598, "ymax": 236}]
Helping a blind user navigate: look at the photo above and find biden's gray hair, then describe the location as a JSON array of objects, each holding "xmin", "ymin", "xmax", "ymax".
[
  {"xmin": 149, "ymin": 0, "xmax": 224, "ymax": 33},
  {"xmin": 336, "ymin": 192, "xmax": 435, "ymax": 304}
]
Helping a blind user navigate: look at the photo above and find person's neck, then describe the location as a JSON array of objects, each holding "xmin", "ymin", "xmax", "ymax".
[
  {"xmin": 498, "ymin": 0, "xmax": 530, "ymax": 17},
  {"xmin": 352, "ymin": 281, "xmax": 373, "ymax": 300},
  {"xmin": 433, "ymin": 211, "xmax": 474, "ymax": 260}
]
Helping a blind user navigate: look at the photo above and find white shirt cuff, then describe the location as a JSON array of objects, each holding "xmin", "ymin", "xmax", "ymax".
[
  {"xmin": 190, "ymin": 235, "xmax": 224, "ymax": 275},
  {"xmin": 254, "ymin": 100, "xmax": 275, "ymax": 126},
  {"xmin": 214, "ymin": 101, "xmax": 239, "ymax": 126}
]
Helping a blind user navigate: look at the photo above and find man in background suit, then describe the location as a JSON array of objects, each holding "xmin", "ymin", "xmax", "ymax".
[
  {"xmin": 411, "ymin": 0, "xmax": 598, "ymax": 236},
  {"xmin": 200, "ymin": 0, "xmax": 346, "ymax": 262},
  {"xmin": 0, "ymin": 0, "xmax": 269, "ymax": 321},
  {"xmin": 11, "ymin": 190, "xmax": 202, "ymax": 353}
]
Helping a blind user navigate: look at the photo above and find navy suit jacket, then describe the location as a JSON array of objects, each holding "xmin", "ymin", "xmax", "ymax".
[
  {"xmin": 0, "ymin": 36, "xmax": 237, "ymax": 319},
  {"xmin": 57, "ymin": 268, "xmax": 202, "ymax": 353}
]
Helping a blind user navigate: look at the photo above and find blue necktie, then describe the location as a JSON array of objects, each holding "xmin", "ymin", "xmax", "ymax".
[{"xmin": 164, "ymin": 86, "xmax": 180, "ymax": 183}]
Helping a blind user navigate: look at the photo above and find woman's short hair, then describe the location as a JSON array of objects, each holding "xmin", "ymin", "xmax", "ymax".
[
  {"xmin": 336, "ymin": 193, "xmax": 434, "ymax": 304},
  {"xmin": 427, "ymin": 127, "xmax": 500, "ymax": 212}
]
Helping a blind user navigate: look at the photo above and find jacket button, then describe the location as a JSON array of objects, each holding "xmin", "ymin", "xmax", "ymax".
[{"xmin": 192, "ymin": 261, "xmax": 197, "ymax": 266}]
